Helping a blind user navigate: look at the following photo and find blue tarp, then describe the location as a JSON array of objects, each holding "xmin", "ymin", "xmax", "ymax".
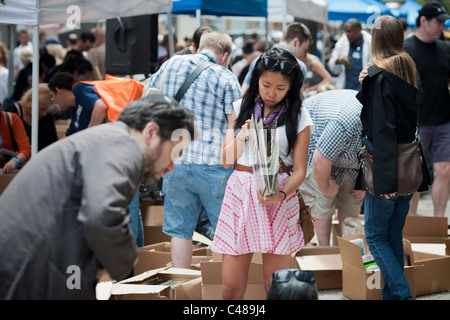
[
  {"xmin": 390, "ymin": 0, "xmax": 421, "ymax": 27},
  {"xmin": 325, "ymin": 0, "xmax": 391, "ymax": 22},
  {"xmin": 171, "ymin": 0, "xmax": 268, "ymax": 17}
]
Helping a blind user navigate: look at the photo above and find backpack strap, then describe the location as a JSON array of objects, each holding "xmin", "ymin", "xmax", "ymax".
[{"xmin": 174, "ymin": 61, "xmax": 213, "ymax": 102}]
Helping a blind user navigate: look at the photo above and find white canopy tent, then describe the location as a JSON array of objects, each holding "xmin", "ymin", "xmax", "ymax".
[
  {"xmin": 0, "ymin": 0, "xmax": 172, "ymax": 157},
  {"xmin": 268, "ymin": 0, "xmax": 328, "ymax": 25}
]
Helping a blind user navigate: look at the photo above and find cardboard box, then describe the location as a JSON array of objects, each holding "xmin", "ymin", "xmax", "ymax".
[
  {"xmin": 295, "ymin": 246, "xmax": 342, "ymax": 289},
  {"xmin": 143, "ymin": 225, "xmax": 171, "ymax": 245},
  {"xmin": 140, "ymin": 204, "xmax": 165, "ymax": 226},
  {"xmin": 338, "ymin": 235, "xmax": 417, "ymax": 300},
  {"xmin": 403, "ymin": 216, "xmax": 448, "ymax": 243},
  {"xmin": 404, "ymin": 239, "xmax": 450, "ymax": 296},
  {"xmin": 0, "ymin": 172, "xmax": 17, "ymax": 196},
  {"xmin": 134, "ymin": 242, "xmax": 209, "ymax": 275},
  {"xmin": 200, "ymin": 261, "xmax": 266, "ymax": 300},
  {"xmin": 97, "ymin": 267, "xmax": 202, "ymax": 300},
  {"xmin": 54, "ymin": 119, "xmax": 70, "ymax": 140}
]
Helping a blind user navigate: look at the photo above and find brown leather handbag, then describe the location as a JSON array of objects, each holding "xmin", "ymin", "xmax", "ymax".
[
  {"xmin": 279, "ymin": 158, "xmax": 315, "ymax": 245},
  {"xmin": 362, "ymin": 140, "xmax": 423, "ymax": 196}
]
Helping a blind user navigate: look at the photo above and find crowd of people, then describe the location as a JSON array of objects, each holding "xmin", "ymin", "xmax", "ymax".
[{"xmin": 0, "ymin": 1, "xmax": 448, "ymax": 301}]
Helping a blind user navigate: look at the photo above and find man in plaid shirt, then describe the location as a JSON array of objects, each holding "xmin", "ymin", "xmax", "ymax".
[
  {"xmin": 300, "ymin": 89, "xmax": 365, "ymax": 246},
  {"xmin": 146, "ymin": 32, "xmax": 241, "ymax": 268}
]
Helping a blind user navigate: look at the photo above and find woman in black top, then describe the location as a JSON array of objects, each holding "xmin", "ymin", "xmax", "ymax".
[{"xmin": 356, "ymin": 16, "xmax": 431, "ymax": 300}]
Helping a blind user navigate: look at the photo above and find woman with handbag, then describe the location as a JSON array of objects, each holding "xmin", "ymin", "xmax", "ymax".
[
  {"xmin": 211, "ymin": 47, "xmax": 313, "ymax": 299},
  {"xmin": 356, "ymin": 16, "xmax": 431, "ymax": 300}
]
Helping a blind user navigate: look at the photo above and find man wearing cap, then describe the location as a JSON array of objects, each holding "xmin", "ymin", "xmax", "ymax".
[{"xmin": 404, "ymin": 1, "xmax": 450, "ymax": 217}]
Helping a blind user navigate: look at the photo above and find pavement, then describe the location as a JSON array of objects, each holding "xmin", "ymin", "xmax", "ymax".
[{"xmin": 317, "ymin": 191, "xmax": 450, "ymax": 300}]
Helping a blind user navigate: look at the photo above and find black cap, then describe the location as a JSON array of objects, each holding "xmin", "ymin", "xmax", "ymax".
[{"xmin": 419, "ymin": 1, "xmax": 450, "ymax": 21}]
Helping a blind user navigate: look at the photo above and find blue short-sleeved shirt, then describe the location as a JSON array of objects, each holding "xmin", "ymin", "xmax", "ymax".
[{"xmin": 66, "ymin": 83, "xmax": 101, "ymax": 136}]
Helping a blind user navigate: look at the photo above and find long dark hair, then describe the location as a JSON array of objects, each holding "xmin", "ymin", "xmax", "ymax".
[{"xmin": 235, "ymin": 47, "xmax": 304, "ymax": 155}]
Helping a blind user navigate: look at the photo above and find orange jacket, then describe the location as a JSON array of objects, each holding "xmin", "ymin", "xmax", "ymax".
[
  {"xmin": 76, "ymin": 75, "xmax": 145, "ymax": 122},
  {"xmin": 0, "ymin": 111, "xmax": 31, "ymax": 160}
]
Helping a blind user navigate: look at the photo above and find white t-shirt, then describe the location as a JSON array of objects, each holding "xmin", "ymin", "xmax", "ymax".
[{"xmin": 233, "ymin": 99, "xmax": 313, "ymax": 167}]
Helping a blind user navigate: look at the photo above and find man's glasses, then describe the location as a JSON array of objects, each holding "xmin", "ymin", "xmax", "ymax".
[
  {"xmin": 272, "ymin": 269, "xmax": 316, "ymax": 283},
  {"xmin": 261, "ymin": 56, "xmax": 296, "ymax": 74}
]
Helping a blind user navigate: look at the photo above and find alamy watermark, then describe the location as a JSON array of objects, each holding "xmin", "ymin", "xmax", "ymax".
[{"xmin": 66, "ymin": 265, "xmax": 81, "ymax": 290}]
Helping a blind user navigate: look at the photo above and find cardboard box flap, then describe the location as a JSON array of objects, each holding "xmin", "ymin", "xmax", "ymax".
[
  {"xmin": 120, "ymin": 267, "xmax": 167, "ymax": 284},
  {"xmin": 201, "ymin": 261, "xmax": 222, "ymax": 284},
  {"xmin": 337, "ymin": 237, "xmax": 364, "ymax": 269},
  {"xmin": 201, "ymin": 261, "xmax": 263, "ymax": 285},
  {"xmin": 403, "ymin": 216, "xmax": 448, "ymax": 243},
  {"xmin": 296, "ymin": 246, "xmax": 340, "ymax": 256},
  {"xmin": 111, "ymin": 283, "xmax": 169, "ymax": 295},
  {"xmin": 296, "ymin": 254, "xmax": 342, "ymax": 271},
  {"xmin": 96, "ymin": 281, "xmax": 114, "ymax": 300},
  {"xmin": 159, "ymin": 267, "xmax": 202, "ymax": 277}
]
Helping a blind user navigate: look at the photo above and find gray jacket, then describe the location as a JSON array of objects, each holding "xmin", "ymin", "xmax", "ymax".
[{"xmin": 0, "ymin": 121, "xmax": 141, "ymax": 299}]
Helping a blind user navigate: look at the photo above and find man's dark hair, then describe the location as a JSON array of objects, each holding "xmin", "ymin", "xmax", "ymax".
[
  {"xmin": 48, "ymin": 72, "xmax": 75, "ymax": 91},
  {"xmin": 79, "ymin": 31, "xmax": 96, "ymax": 44},
  {"xmin": 193, "ymin": 26, "xmax": 213, "ymax": 50},
  {"xmin": 118, "ymin": 97, "xmax": 195, "ymax": 141},
  {"xmin": 345, "ymin": 18, "xmax": 362, "ymax": 29}
]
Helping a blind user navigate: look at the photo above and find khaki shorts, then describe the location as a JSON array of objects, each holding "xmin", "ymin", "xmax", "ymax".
[{"xmin": 299, "ymin": 167, "xmax": 363, "ymax": 220}]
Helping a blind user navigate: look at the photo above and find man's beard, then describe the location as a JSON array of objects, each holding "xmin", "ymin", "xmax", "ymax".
[{"xmin": 141, "ymin": 142, "xmax": 163, "ymax": 186}]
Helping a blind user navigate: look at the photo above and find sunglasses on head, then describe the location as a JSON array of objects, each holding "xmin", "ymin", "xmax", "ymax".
[
  {"xmin": 261, "ymin": 56, "xmax": 296, "ymax": 74},
  {"xmin": 272, "ymin": 269, "xmax": 316, "ymax": 283}
]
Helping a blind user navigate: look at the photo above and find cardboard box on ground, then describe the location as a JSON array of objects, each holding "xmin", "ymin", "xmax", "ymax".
[
  {"xmin": 336, "ymin": 214, "xmax": 450, "ymax": 300},
  {"xmin": 97, "ymin": 203, "xmax": 449, "ymax": 300},
  {"xmin": 140, "ymin": 202, "xmax": 171, "ymax": 245},
  {"xmin": 96, "ymin": 267, "xmax": 202, "ymax": 300},
  {"xmin": 338, "ymin": 234, "xmax": 418, "ymax": 300}
]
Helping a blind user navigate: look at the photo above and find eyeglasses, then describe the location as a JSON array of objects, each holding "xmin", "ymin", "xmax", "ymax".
[
  {"xmin": 272, "ymin": 269, "xmax": 316, "ymax": 283},
  {"xmin": 261, "ymin": 56, "xmax": 296, "ymax": 74}
]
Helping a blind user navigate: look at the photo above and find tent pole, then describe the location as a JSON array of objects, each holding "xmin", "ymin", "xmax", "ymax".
[
  {"xmin": 31, "ymin": 25, "xmax": 39, "ymax": 157},
  {"xmin": 196, "ymin": 9, "xmax": 201, "ymax": 28},
  {"xmin": 167, "ymin": 11, "xmax": 175, "ymax": 58}
]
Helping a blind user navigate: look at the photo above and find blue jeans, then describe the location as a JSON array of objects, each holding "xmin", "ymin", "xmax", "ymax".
[
  {"xmin": 162, "ymin": 164, "xmax": 232, "ymax": 239},
  {"xmin": 364, "ymin": 193, "xmax": 413, "ymax": 300},
  {"xmin": 128, "ymin": 190, "xmax": 144, "ymax": 247}
]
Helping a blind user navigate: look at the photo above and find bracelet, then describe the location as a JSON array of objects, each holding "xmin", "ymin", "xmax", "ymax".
[
  {"xmin": 280, "ymin": 190, "xmax": 287, "ymax": 200},
  {"xmin": 11, "ymin": 157, "xmax": 20, "ymax": 168}
]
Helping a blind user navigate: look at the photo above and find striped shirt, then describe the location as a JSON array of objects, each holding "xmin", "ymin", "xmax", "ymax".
[
  {"xmin": 147, "ymin": 50, "xmax": 241, "ymax": 165},
  {"xmin": 303, "ymin": 89, "xmax": 363, "ymax": 184}
]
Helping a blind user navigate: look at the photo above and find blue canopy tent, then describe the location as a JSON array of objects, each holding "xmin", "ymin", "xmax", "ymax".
[
  {"xmin": 170, "ymin": 0, "xmax": 268, "ymax": 55},
  {"xmin": 172, "ymin": 0, "xmax": 268, "ymax": 17},
  {"xmin": 390, "ymin": 0, "xmax": 422, "ymax": 27},
  {"xmin": 325, "ymin": 0, "xmax": 391, "ymax": 22}
]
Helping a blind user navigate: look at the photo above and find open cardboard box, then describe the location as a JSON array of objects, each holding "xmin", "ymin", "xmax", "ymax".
[
  {"xmin": 404, "ymin": 239, "xmax": 450, "ymax": 296},
  {"xmin": 403, "ymin": 216, "xmax": 449, "ymax": 243},
  {"xmin": 201, "ymin": 253, "xmax": 297, "ymax": 300},
  {"xmin": 338, "ymin": 235, "xmax": 417, "ymax": 300},
  {"xmin": 96, "ymin": 267, "xmax": 202, "ymax": 300},
  {"xmin": 134, "ymin": 241, "xmax": 210, "ymax": 275},
  {"xmin": 200, "ymin": 261, "xmax": 267, "ymax": 300},
  {"xmin": 295, "ymin": 246, "xmax": 342, "ymax": 289}
]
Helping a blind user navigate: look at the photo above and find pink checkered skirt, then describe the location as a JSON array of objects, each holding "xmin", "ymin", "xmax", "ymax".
[{"xmin": 212, "ymin": 171, "xmax": 304, "ymax": 255}]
